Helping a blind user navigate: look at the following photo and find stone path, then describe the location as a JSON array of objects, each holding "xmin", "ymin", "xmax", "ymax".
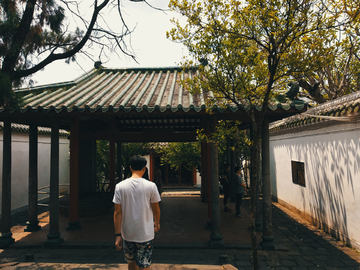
[{"xmin": 0, "ymin": 190, "xmax": 359, "ymax": 269}]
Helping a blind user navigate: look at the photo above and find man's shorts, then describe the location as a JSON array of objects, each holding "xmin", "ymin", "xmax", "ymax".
[{"xmin": 123, "ymin": 239, "xmax": 154, "ymax": 268}]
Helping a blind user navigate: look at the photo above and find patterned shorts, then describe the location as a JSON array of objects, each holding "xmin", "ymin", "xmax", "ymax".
[{"xmin": 123, "ymin": 239, "xmax": 154, "ymax": 268}]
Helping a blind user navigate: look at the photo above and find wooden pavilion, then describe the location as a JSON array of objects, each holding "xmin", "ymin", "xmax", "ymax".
[{"xmin": 0, "ymin": 66, "xmax": 306, "ymax": 248}]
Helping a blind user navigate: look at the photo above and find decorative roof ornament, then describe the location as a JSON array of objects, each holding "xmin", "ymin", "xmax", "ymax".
[{"xmin": 94, "ymin": 61, "xmax": 102, "ymax": 69}]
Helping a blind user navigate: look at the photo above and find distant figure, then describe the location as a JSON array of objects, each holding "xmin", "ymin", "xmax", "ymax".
[
  {"xmin": 222, "ymin": 163, "xmax": 231, "ymax": 213},
  {"xmin": 143, "ymin": 167, "xmax": 149, "ymax": 180},
  {"xmin": 234, "ymin": 166, "xmax": 246, "ymax": 218},
  {"xmin": 113, "ymin": 156, "xmax": 161, "ymax": 270},
  {"xmin": 153, "ymin": 166, "xmax": 163, "ymax": 196}
]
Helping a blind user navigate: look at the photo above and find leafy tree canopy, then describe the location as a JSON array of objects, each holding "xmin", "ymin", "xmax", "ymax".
[
  {"xmin": 0, "ymin": 0, "xmax": 140, "ymax": 107},
  {"xmin": 167, "ymin": 1, "xmax": 358, "ymax": 267},
  {"xmin": 157, "ymin": 142, "xmax": 201, "ymax": 172},
  {"xmin": 168, "ymin": 0, "xmax": 360, "ymax": 106}
]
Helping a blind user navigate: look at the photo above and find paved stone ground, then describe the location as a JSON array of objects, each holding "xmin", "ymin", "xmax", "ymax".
[{"xmin": 1, "ymin": 190, "xmax": 359, "ymax": 269}]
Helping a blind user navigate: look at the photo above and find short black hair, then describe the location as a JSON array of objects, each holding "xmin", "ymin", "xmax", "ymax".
[
  {"xmin": 130, "ymin": 156, "xmax": 147, "ymax": 171},
  {"xmin": 234, "ymin": 166, "xmax": 241, "ymax": 173}
]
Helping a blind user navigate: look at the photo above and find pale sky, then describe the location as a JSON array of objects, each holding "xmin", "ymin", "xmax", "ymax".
[{"xmin": 31, "ymin": 1, "xmax": 189, "ymax": 86}]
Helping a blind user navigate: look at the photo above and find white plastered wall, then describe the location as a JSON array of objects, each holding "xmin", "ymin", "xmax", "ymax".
[
  {"xmin": 270, "ymin": 122, "xmax": 360, "ymax": 250},
  {"xmin": 0, "ymin": 133, "xmax": 70, "ymax": 215}
]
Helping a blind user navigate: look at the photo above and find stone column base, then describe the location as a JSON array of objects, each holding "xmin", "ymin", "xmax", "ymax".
[
  {"xmin": 25, "ymin": 221, "xmax": 41, "ymax": 232},
  {"xmin": 209, "ymin": 233, "xmax": 224, "ymax": 248},
  {"xmin": 0, "ymin": 232, "xmax": 14, "ymax": 248},
  {"xmin": 255, "ymin": 221, "xmax": 263, "ymax": 232},
  {"xmin": 44, "ymin": 233, "xmax": 64, "ymax": 247},
  {"xmin": 260, "ymin": 235, "xmax": 275, "ymax": 250},
  {"xmin": 67, "ymin": 221, "xmax": 82, "ymax": 231}
]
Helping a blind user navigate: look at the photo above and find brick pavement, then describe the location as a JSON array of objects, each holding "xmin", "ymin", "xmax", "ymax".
[{"xmin": 1, "ymin": 190, "xmax": 359, "ymax": 269}]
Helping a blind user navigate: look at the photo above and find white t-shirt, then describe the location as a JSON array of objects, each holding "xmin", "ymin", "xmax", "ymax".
[{"xmin": 113, "ymin": 177, "xmax": 161, "ymax": 242}]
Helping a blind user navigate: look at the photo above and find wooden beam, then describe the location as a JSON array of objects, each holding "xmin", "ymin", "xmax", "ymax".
[{"xmin": 78, "ymin": 132, "xmax": 197, "ymax": 142}]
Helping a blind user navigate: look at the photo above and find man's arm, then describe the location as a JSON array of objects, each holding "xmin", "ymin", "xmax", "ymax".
[
  {"xmin": 151, "ymin": 202, "xmax": 161, "ymax": 232},
  {"xmin": 114, "ymin": 203, "xmax": 122, "ymax": 251}
]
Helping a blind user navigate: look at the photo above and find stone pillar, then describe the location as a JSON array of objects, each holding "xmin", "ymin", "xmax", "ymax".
[
  {"xmin": 45, "ymin": 119, "xmax": 64, "ymax": 246},
  {"xmin": 209, "ymin": 141, "xmax": 224, "ymax": 248},
  {"xmin": 0, "ymin": 120, "xmax": 15, "ymax": 248},
  {"xmin": 67, "ymin": 118, "xmax": 81, "ymax": 231},
  {"xmin": 25, "ymin": 124, "xmax": 41, "ymax": 232},
  {"xmin": 260, "ymin": 117, "xmax": 274, "ymax": 249}
]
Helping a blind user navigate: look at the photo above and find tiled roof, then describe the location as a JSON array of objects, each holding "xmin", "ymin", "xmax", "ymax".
[
  {"xmin": 0, "ymin": 122, "xmax": 69, "ymax": 137},
  {"xmin": 9, "ymin": 67, "xmax": 305, "ymax": 115},
  {"xmin": 270, "ymin": 91, "xmax": 360, "ymax": 132}
]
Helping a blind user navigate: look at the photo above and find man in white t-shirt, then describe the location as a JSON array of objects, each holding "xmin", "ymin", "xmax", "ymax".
[{"xmin": 113, "ymin": 156, "xmax": 161, "ymax": 270}]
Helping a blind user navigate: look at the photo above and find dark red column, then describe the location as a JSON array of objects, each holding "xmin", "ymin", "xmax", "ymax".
[{"xmin": 67, "ymin": 117, "xmax": 81, "ymax": 231}]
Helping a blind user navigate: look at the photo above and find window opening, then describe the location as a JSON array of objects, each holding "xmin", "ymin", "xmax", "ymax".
[{"xmin": 291, "ymin": 161, "xmax": 305, "ymax": 187}]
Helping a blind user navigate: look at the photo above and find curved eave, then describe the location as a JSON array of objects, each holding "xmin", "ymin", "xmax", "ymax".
[
  {"xmin": 6, "ymin": 67, "xmax": 306, "ymax": 119},
  {"xmin": 270, "ymin": 92, "xmax": 360, "ymax": 132}
]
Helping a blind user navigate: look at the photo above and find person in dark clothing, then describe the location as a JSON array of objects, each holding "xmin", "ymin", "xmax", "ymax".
[
  {"xmin": 153, "ymin": 166, "xmax": 163, "ymax": 196},
  {"xmin": 234, "ymin": 165, "xmax": 246, "ymax": 217},
  {"xmin": 143, "ymin": 167, "xmax": 149, "ymax": 180},
  {"xmin": 223, "ymin": 163, "xmax": 231, "ymax": 212}
]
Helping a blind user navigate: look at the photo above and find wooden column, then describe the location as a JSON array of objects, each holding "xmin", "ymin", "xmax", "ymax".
[
  {"xmin": 25, "ymin": 124, "xmax": 41, "ymax": 232},
  {"xmin": 260, "ymin": 117, "xmax": 274, "ymax": 249},
  {"xmin": 0, "ymin": 120, "xmax": 14, "ymax": 248},
  {"xmin": 193, "ymin": 167, "xmax": 197, "ymax": 186},
  {"xmin": 109, "ymin": 140, "xmax": 116, "ymax": 192},
  {"xmin": 45, "ymin": 119, "xmax": 64, "ymax": 246},
  {"xmin": 67, "ymin": 118, "xmax": 81, "ymax": 231}
]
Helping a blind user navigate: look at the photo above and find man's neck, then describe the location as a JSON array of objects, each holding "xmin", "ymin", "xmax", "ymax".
[{"xmin": 131, "ymin": 171, "xmax": 144, "ymax": 178}]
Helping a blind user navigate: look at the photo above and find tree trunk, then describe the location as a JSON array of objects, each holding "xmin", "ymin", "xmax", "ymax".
[{"xmin": 250, "ymin": 121, "xmax": 260, "ymax": 270}]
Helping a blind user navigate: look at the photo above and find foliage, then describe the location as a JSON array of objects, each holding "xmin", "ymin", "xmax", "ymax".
[
  {"xmin": 197, "ymin": 120, "xmax": 251, "ymax": 172},
  {"xmin": 121, "ymin": 142, "xmax": 152, "ymax": 179},
  {"xmin": 156, "ymin": 142, "xmax": 201, "ymax": 172},
  {"xmin": 96, "ymin": 141, "xmax": 151, "ymax": 187},
  {"xmin": 168, "ymin": 0, "xmax": 360, "ymax": 106},
  {"xmin": 155, "ymin": 121, "xmax": 251, "ymax": 176},
  {"xmin": 168, "ymin": 0, "xmax": 344, "ymax": 267},
  {"xmin": 0, "ymin": 0, "xmax": 138, "ymax": 107},
  {"xmin": 96, "ymin": 140, "xmax": 110, "ymax": 191},
  {"xmin": 292, "ymin": 1, "xmax": 360, "ymax": 103}
]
